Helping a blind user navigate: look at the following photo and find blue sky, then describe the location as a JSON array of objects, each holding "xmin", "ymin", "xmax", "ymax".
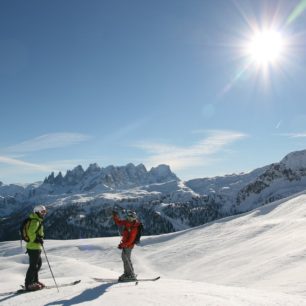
[{"xmin": 1, "ymin": 0, "xmax": 306, "ymax": 184}]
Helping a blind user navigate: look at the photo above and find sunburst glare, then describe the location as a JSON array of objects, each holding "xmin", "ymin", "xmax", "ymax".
[
  {"xmin": 217, "ymin": 0, "xmax": 306, "ymax": 96},
  {"xmin": 246, "ymin": 30, "xmax": 285, "ymax": 66}
]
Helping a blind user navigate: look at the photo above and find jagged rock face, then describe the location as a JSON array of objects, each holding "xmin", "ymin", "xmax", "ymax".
[
  {"xmin": 65, "ymin": 165, "xmax": 85, "ymax": 185},
  {"xmin": 42, "ymin": 163, "xmax": 178, "ymax": 192},
  {"xmin": 148, "ymin": 165, "xmax": 177, "ymax": 183},
  {"xmin": 235, "ymin": 160, "xmax": 306, "ymax": 212}
]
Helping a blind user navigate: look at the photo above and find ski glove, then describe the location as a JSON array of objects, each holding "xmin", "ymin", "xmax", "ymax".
[
  {"xmin": 35, "ymin": 236, "xmax": 44, "ymax": 245},
  {"xmin": 118, "ymin": 244, "xmax": 123, "ymax": 249}
]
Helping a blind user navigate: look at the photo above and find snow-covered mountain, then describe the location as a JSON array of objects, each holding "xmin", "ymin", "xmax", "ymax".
[
  {"xmin": 234, "ymin": 150, "xmax": 306, "ymax": 212},
  {"xmin": 2, "ymin": 149, "xmax": 306, "ymax": 241},
  {"xmin": 1, "ymin": 192, "xmax": 306, "ymax": 305},
  {"xmin": 42, "ymin": 163, "xmax": 178, "ymax": 193}
]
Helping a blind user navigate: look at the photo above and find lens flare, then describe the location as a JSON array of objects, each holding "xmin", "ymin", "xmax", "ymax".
[
  {"xmin": 218, "ymin": 0, "xmax": 304, "ymax": 96},
  {"xmin": 246, "ymin": 30, "xmax": 285, "ymax": 65}
]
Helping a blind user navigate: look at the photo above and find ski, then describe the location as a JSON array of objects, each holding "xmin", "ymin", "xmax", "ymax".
[
  {"xmin": 93, "ymin": 276, "xmax": 160, "ymax": 283},
  {"xmin": 0, "ymin": 280, "xmax": 81, "ymax": 296},
  {"xmin": 44, "ymin": 279, "xmax": 81, "ymax": 289},
  {"xmin": 137, "ymin": 276, "xmax": 160, "ymax": 282}
]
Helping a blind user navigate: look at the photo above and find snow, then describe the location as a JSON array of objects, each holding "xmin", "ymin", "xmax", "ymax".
[
  {"xmin": 2, "ymin": 193, "xmax": 306, "ymax": 305},
  {"xmin": 280, "ymin": 149, "xmax": 306, "ymax": 171},
  {"xmin": 185, "ymin": 166, "xmax": 268, "ymax": 196}
]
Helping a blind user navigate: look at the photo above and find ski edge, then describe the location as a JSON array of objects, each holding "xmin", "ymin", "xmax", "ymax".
[
  {"xmin": 137, "ymin": 276, "xmax": 160, "ymax": 281},
  {"xmin": 45, "ymin": 279, "xmax": 81, "ymax": 289},
  {"xmin": 20, "ymin": 279, "xmax": 81, "ymax": 290},
  {"xmin": 0, "ymin": 280, "xmax": 82, "ymax": 296},
  {"xmin": 92, "ymin": 276, "xmax": 160, "ymax": 283}
]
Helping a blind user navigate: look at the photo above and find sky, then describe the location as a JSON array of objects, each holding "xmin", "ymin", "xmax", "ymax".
[{"xmin": 1, "ymin": 0, "xmax": 306, "ymax": 184}]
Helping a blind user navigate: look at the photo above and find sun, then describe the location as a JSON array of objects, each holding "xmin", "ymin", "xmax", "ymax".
[{"xmin": 246, "ymin": 30, "xmax": 285, "ymax": 66}]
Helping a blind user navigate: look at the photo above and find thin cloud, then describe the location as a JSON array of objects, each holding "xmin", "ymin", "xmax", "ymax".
[
  {"xmin": 279, "ymin": 132, "xmax": 306, "ymax": 138},
  {"xmin": 133, "ymin": 130, "xmax": 247, "ymax": 171},
  {"xmin": 275, "ymin": 121, "xmax": 282, "ymax": 129},
  {"xmin": 5, "ymin": 132, "xmax": 92, "ymax": 153},
  {"xmin": 0, "ymin": 156, "xmax": 105, "ymax": 181},
  {"xmin": 101, "ymin": 118, "xmax": 149, "ymax": 144},
  {"xmin": 0, "ymin": 156, "xmax": 54, "ymax": 172}
]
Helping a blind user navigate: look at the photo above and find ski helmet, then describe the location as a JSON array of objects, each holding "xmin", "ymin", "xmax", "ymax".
[
  {"xmin": 33, "ymin": 205, "xmax": 47, "ymax": 215},
  {"xmin": 126, "ymin": 210, "xmax": 137, "ymax": 221}
]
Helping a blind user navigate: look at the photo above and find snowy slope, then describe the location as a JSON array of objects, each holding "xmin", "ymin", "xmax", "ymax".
[
  {"xmin": 185, "ymin": 165, "xmax": 268, "ymax": 196},
  {"xmin": 1, "ymin": 192, "xmax": 306, "ymax": 305}
]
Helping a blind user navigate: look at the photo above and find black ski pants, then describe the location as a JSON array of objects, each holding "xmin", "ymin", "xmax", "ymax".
[{"xmin": 25, "ymin": 249, "xmax": 42, "ymax": 286}]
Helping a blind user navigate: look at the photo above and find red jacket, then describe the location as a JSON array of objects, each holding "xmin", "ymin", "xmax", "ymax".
[{"xmin": 113, "ymin": 214, "xmax": 140, "ymax": 249}]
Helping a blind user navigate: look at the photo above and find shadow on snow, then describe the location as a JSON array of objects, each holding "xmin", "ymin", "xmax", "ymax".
[{"xmin": 45, "ymin": 282, "xmax": 114, "ymax": 306}]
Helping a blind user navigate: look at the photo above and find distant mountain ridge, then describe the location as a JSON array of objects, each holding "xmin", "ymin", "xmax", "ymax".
[
  {"xmin": 43, "ymin": 163, "xmax": 178, "ymax": 192},
  {"xmin": 1, "ymin": 149, "xmax": 306, "ymax": 241}
]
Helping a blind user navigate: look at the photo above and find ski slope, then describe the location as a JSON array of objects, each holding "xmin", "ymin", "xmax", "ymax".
[{"xmin": 1, "ymin": 192, "xmax": 306, "ymax": 305}]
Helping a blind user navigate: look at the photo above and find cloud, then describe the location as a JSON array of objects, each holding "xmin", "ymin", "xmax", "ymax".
[
  {"xmin": 101, "ymin": 118, "xmax": 149, "ymax": 144},
  {"xmin": 275, "ymin": 121, "xmax": 282, "ymax": 129},
  {"xmin": 0, "ymin": 155, "xmax": 53, "ymax": 172},
  {"xmin": 5, "ymin": 132, "xmax": 92, "ymax": 153},
  {"xmin": 132, "ymin": 130, "xmax": 247, "ymax": 171},
  {"xmin": 0, "ymin": 156, "xmax": 111, "ymax": 184},
  {"xmin": 279, "ymin": 132, "xmax": 306, "ymax": 138}
]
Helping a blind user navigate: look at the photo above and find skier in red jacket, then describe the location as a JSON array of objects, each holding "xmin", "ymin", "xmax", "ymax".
[{"xmin": 113, "ymin": 210, "xmax": 140, "ymax": 281}]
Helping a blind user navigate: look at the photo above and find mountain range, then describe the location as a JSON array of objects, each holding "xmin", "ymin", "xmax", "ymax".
[{"xmin": 1, "ymin": 149, "xmax": 306, "ymax": 241}]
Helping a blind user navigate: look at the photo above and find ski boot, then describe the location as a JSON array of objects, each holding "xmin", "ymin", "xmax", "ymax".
[
  {"xmin": 26, "ymin": 283, "xmax": 42, "ymax": 291},
  {"xmin": 37, "ymin": 281, "xmax": 45, "ymax": 289},
  {"xmin": 118, "ymin": 274, "xmax": 137, "ymax": 282}
]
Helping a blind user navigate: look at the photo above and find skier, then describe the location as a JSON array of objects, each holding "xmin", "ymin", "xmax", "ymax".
[
  {"xmin": 112, "ymin": 209, "xmax": 141, "ymax": 281},
  {"xmin": 24, "ymin": 205, "xmax": 47, "ymax": 291}
]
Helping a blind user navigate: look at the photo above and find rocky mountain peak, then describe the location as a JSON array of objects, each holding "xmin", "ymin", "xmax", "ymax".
[
  {"xmin": 148, "ymin": 164, "xmax": 178, "ymax": 183},
  {"xmin": 280, "ymin": 149, "xmax": 306, "ymax": 171},
  {"xmin": 86, "ymin": 163, "xmax": 101, "ymax": 173},
  {"xmin": 64, "ymin": 165, "xmax": 85, "ymax": 185},
  {"xmin": 42, "ymin": 162, "xmax": 178, "ymax": 190}
]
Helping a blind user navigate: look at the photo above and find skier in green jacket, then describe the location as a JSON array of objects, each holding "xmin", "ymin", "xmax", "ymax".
[{"xmin": 24, "ymin": 205, "xmax": 47, "ymax": 291}]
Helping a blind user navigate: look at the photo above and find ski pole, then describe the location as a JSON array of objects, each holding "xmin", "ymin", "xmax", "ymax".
[{"xmin": 42, "ymin": 244, "xmax": 59, "ymax": 292}]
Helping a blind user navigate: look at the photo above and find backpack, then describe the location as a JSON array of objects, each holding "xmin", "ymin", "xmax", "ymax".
[
  {"xmin": 20, "ymin": 218, "xmax": 41, "ymax": 242},
  {"xmin": 134, "ymin": 222, "xmax": 144, "ymax": 245}
]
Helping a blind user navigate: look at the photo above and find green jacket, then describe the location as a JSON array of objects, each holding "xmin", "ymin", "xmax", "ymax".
[{"xmin": 26, "ymin": 213, "xmax": 44, "ymax": 250}]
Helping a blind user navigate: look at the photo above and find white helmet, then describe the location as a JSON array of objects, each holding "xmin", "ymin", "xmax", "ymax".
[
  {"xmin": 126, "ymin": 210, "xmax": 137, "ymax": 221},
  {"xmin": 33, "ymin": 205, "xmax": 47, "ymax": 214}
]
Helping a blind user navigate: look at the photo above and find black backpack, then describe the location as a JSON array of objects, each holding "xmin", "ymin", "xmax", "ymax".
[
  {"xmin": 20, "ymin": 218, "xmax": 41, "ymax": 242},
  {"xmin": 134, "ymin": 222, "xmax": 144, "ymax": 245}
]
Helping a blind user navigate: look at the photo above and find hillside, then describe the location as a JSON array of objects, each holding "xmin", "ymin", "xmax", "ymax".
[{"xmin": 1, "ymin": 192, "xmax": 306, "ymax": 305}]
